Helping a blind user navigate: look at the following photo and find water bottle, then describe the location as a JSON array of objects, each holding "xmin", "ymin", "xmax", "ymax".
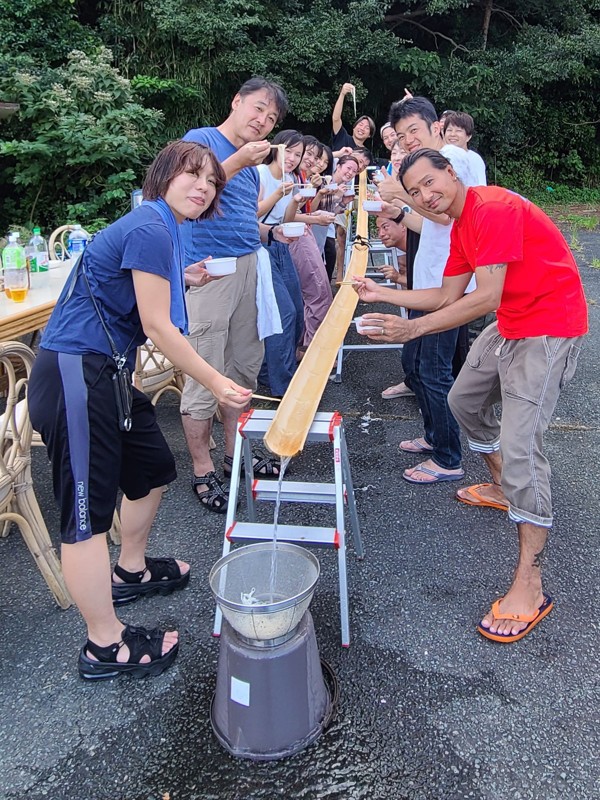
[
  {"xmin": 2, "ymin": 233, "xmax": 29, "ymax": 302},
  {"xmin": 131, "ymin": 189, "xmax": 143, "ymax": 210},
  {"xmin": 26, "ymin": 227, "xmax": 49, "ymax": 275},
  {"xmin": 67, "ymin": 224, "xmax": 90, "ymax": 257}
]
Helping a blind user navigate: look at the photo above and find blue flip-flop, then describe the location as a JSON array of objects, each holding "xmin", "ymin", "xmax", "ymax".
[{"xmin": 403, "ymin": 464, "xmax": 465, "ymax": 484}]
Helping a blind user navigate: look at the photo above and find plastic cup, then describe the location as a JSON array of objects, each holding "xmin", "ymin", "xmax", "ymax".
[{"xmin": 5, "ymin": 269, "xmax": 29, "ymax": 303}]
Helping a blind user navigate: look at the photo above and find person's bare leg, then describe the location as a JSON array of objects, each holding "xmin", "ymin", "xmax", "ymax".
[
  {"xmin": 114, "ymin": 486, "xmax": 189, "ymax": 579},
  {"xmin": 220, "ymin": 401, "xmax": 279, "ymax": 476},
  {"xmin": 480, "ymin": 522, "xmax": 548, "ymax": 635},
  {"xmin": 62, "ymin": 535, "xmax": 177, "ymax": 661},
  {"xmin": 220, "ymin": 400, "xmax": 250, "ymax": 459},
  {"xmin": 457, "ymin": 450, "xmax": 507, "ymax": 505},
  {"xmin": 182, "ymin": 414, "xmax": 215, "ymax": 495},
  {"xmin": 335, "ymin": 225, "xmax": 347, "ymax": 283}
]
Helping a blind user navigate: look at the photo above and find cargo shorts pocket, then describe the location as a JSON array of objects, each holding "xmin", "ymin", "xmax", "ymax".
[
  {"xmin": 559, "ymin": 341, "xmax": 582, "ymax": 389},
  {"xmin": 187, "ymin": 320, "xmax": 212, "ymax": 340},
  {"xmin": 465, "ymin": 332, "xmax": 501, "ymax": 369}
]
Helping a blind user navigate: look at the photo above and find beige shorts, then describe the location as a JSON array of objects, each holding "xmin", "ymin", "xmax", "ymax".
[{"xmin": 180, "ymin": 252, "xmax": 264, "ymax": 419}]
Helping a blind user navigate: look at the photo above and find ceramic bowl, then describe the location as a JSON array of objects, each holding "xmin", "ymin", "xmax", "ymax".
[
  {"xmin": 354, "ymin": 316, "xmax": 381, "ymax": 334},
  {"xmin": 281, "ymin": 222, "xmax": 306, "ymax": 238},
  {"xmin": 205, "ymin": 257, "xmax": 237, "ymax": 276}
]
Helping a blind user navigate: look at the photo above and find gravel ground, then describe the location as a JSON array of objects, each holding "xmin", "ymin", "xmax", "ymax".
[{"xmin": 1, "ymin": 230, "xmax": 598, "ymax": 800}]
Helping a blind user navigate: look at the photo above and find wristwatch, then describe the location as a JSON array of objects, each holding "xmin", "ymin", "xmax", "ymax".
[{"xmin": 267, "ymin": 225, "xmax": 277, "ymax": 246}]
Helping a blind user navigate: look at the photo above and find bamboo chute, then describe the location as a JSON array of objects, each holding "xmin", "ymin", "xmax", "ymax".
[{"xmin": 264, "ymin": 171, "xmax": 369, "ymax": 457}]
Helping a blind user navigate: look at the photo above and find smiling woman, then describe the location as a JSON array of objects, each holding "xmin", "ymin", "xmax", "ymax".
[
  {"xmin": 256, "ymin": 129, "xmax": 305, "ymax": 396},
  {"xmin": 26, "ymin": 139, "xmax": 253, "ymax": 682}
]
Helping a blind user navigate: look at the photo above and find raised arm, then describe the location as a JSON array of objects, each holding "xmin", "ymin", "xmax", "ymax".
[
  {"xmin": 221, "ymin": 140, "xmax": 271, "ymax": 180},
  {"xmin": 332, "ymin": 83, "xmax": 355, "ymax": 135}
]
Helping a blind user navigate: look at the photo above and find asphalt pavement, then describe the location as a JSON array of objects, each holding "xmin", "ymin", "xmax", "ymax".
[{"xmin": 1, "ymin": 230, "xmax": 599, "ymax": 800}]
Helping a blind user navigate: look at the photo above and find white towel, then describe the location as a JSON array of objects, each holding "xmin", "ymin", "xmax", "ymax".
[{"xmin": 255, "ymin": 246, "xmax": 282, "ymax": 340}]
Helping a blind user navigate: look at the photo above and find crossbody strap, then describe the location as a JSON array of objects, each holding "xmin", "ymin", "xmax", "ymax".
[{"xmin": 63, "ymin": 250, "xmax": 139, "ymax": 369}]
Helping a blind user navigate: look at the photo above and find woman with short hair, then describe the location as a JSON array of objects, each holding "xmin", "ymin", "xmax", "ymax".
[{"xmin": 28, "ymin": 140, "xmax": 251, "ymax": 680}]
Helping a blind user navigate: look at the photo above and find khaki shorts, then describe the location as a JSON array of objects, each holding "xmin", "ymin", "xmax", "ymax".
[
  {"xmin": 180, "ymin": 252, "xmax": 264, "ymax": 419},
  {"xmin": 448, "ymin": 322, "xmax": 584, "ymax": 527}
]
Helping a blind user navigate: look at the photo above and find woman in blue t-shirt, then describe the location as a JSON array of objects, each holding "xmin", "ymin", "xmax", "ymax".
[{"xmin": 28, "ymin": 140, "xmax": 252, "ymax": 681}]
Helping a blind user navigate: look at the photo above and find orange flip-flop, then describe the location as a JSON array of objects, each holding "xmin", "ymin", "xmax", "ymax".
[
  {"xmin": 477, "ymin": 593, "xmax": 554, "ymax": 643},
  {"xmin": 456, "ymin": 483, "xmax": 508, "ymax": 511}
]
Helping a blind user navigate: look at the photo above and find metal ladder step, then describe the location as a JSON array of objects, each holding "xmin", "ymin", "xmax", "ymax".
[
  {"xmin": 226, "ymin": 521, "xmax": 339, "ymax": 548},
  {"xmin": 239, "ymin": 410, "xmax": 340, "ymax": 443},
  {"xmin": 251, "ymin": 479, "xmax": 338, "ymax": 504}
]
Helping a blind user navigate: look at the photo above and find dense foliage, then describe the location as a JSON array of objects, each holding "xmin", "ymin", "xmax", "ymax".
[{"xmin": 1, "ymin": 0, "xmax": 599, "ymax": 231}]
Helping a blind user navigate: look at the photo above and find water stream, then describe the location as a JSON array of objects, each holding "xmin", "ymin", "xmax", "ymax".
[{"xmin": 269, "ymin": 455, "xmax": 292, "ymax": 600}]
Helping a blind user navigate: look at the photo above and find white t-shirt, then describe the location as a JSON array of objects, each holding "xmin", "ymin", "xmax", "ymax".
[
  {"xmin": 466, "ymin": 149, "xmax": 487, "ymax": 186},
  {"xmin": 257, "ymin": 164, "xmax": 295, "ymax": 224},
  {"xmin": 412, "ymin": 144, "xmax": 485, "ymax": 291}
]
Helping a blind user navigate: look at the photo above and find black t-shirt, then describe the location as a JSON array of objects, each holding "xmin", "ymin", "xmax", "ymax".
[{"xmin": 331, "ymin": 124, "xmax": 373, "ymax": 162}]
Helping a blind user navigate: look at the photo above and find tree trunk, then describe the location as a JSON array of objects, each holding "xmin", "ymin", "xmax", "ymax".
[{"xmin": 482, "ymin": 0, "xmax": 493, "ymax": 50}]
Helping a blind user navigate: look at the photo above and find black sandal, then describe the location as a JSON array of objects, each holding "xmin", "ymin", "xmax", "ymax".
[
  {"xmin": 111, "ymin": 556, "xmax": 190, "ymax": 606},
  {"xmin": 78, "ymin": 624, "xmax": 179, "ymax": 681},
  {"xmin": 224, "ymin": 450, "xmax": 282, "ymax": 480},
  {"xmin": 191, "ymin": 471, "xmax": 228, "ymax": 513}
]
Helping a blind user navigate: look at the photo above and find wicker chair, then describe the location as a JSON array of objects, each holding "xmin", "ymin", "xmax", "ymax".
[
  {"xmin": 47, "ymin": 225, "xmax": 77, "ymax": 261},
  {"xmin": 0, "ymin": 342, "xmax": 71, "ymax": 608},
  {"xmin": 134, "ymin": 340, "xmax": 185, "ymax": 405}
]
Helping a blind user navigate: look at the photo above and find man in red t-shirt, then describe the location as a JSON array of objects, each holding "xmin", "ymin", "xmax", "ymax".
[{"xmin": 353, "ymin": 148, "xmax": 588, "ymax": 644}]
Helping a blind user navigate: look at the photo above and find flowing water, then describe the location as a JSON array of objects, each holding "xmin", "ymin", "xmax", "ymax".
[{"xmin": 269, "ymin": 455, "xmax": 292, "ymax": 600}]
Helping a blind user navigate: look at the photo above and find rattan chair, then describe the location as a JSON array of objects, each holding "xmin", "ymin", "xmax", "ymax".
[
  {"xmin": 0, "ymin": 342, "xmax": 71, "ymax": 608},
  {"xmin": 47, "ymin": 225, "xmax": 77, "ymax": 261},
  {"xmin": 134, "ymin": 340, "xmax": 185, "ymax": 405}
]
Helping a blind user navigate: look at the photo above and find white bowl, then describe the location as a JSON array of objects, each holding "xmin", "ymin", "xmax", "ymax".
[
  {"xmin": 205, "ymin": 257, "xmax": 237, "ymax": 276},
  {"xmin": 298, "ymin": 186, "xmax": 317, "ymax": 198},
  {"xmin": 354, "ymin": 316, "xmax": 381, "ymax": 334},
  {"xmin": 343, "ymin": 188, "xmax": 356, "ymax": 197},
  {"xmin": 363, "ymin": 200, "xmax": 383, "ymax": 212},
  {"xmin": 281, "ymin": 222, "xmax": 306, "ymax": 238},
  {"xmin": 325, "ymin": 182, "xmax": 339, "ymax": 190}
]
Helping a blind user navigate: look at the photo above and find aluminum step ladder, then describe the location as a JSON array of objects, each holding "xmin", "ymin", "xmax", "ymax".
[
  {"xmin": 213, "ymin": 409, "xmax": 364, "ymax": 647},
  {"xmin": 333, "ymin": 238, "xmax": 406, "ymax": 383}
]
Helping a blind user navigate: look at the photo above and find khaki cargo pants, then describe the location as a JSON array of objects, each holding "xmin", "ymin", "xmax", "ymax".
[
  {"xmin": 448, "ymin": 322, "xmax": 584, "ymax": 527},
  {"xmin": 180, "ymin": 252, "xmax": 264, "ymax": 419}
]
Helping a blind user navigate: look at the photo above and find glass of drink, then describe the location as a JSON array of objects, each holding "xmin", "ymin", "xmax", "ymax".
[{"xmin": 5, "ymin": 269, "xmax": 29, "ymax": 302}]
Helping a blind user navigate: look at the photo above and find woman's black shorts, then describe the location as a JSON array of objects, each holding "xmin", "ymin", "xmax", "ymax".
[{"xmin": 28, "ymin": 349, "xmax": 177, "ymax": 544}]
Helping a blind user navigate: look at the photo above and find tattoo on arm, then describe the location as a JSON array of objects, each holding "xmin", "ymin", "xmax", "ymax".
[
  {"xmin": 485, "ymin": 263, "xmax": 507, "ymax": 274},
  {"xmin": 532, "ymin": 546, "xmax": 546, "ymax": 569}
]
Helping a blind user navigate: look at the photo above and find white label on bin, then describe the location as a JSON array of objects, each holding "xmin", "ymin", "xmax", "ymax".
[{"xmin": 230, "ymin": 676, "xmax": 250, "ymax": 706}]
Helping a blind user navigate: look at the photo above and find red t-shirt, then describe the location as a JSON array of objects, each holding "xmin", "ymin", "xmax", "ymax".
[{"xmin": 444, "ymin": 186, "xmax": 588, "ymax": 338}]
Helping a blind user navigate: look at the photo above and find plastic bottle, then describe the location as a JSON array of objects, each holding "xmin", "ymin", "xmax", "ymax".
[
  {"xmin": 2, "ymin": 233, "xmax": 28, "ymax": 301},
  {"xmin": 26, "ymin": 227, "xmax": 49, "ymax": 276},
  {"xmin": 67, "ymin": 224, "xmax": 90, "ymax": 257},
  {"xmin": 131, "ymin": 189, "xmax": 143, "ymax": 210}
]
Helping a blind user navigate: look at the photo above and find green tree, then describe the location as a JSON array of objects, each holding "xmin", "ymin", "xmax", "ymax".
[{"xmin": 0, "ymin": 47, "xmax": 163, "ymax": 231}]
